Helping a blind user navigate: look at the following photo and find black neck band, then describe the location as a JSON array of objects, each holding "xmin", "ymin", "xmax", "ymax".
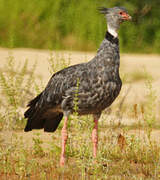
[{"xmin": 105, "ymin": 31, "xmax": 119, "ymax": 45}]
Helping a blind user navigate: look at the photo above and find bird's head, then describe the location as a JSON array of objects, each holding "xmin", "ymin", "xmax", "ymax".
[{"xmin": 99, "ymin": 7, "xmax": 132, "ymax": 37}]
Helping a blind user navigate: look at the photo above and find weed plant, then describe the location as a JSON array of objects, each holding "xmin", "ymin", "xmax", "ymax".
[{"xmin": 0, "ymin": 54, "xmax": 37, "ymax": 130}]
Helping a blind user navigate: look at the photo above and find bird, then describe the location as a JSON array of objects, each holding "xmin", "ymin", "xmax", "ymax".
[{"xmin": 24, "ymin": 6, "xmax": 131, "ymax": 166}]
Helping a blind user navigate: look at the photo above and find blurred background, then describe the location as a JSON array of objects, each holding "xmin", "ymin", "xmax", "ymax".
[{"xmin": 0, "ymin": 0, "xmax": 160, "ymax": 53}]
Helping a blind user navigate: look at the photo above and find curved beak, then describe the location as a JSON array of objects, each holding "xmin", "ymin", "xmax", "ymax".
[
  {"xmin": 123, "ymin": 13, "xmax": 132, "ymax": 21},
  {"xmin": 127, "ymin": 14, "xmax": 132, "ymax": 20}
]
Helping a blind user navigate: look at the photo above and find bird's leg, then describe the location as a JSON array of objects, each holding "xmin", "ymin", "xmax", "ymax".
[
  {"xmin": 60, "ymin": 116, "xmax": 68, "ymax": 166},
  {"xmin": 92, "ymin": 117, "xmax": 99, "ymax": 159}
]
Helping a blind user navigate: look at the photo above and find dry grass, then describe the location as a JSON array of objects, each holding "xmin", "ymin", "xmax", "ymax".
[{"xmin": 0, "ymin": 49, "xmax": 160, "ymax": 179}]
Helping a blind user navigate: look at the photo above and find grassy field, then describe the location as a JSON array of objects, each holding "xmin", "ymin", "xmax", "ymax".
[{"xmin": 0, "ymin": 49, "xmax": 160, "ymax": 179}]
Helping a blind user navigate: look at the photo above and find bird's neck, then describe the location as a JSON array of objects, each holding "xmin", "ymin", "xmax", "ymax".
[
  {"xmin": 107, "ymin": 25, "xmax": 118, "ymax": 38},
  {"xmin": 105, "ymin": 31, "xmax": 119, "ymax": 45}
]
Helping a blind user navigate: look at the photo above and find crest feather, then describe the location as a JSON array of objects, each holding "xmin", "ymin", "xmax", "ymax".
[{"xmin": 98, "ymin": 7, "xmax": 108, "ymax": 14}]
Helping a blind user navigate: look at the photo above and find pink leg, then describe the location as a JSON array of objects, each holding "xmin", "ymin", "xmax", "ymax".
[
  {"xmin": 60, "ymin": 116, "xmax": 68, "ymax": 166},
  {"xmin": 92, "ymin": 119, "xmax": 98, "ymax": 158}
]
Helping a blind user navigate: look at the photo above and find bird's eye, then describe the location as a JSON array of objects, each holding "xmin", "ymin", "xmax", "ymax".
[{"xmin": 119, "ymin": 11, "xmax": 123, "ymax": 15}]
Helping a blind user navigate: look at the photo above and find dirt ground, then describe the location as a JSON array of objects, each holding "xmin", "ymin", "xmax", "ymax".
[{"xmin": 0, "ymin": 48, "xmax": 160, "ymax": 143}]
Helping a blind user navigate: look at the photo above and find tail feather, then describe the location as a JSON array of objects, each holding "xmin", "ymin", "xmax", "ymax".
[
  {"xmin": 24, "ymin": 92, "xmax": 42, "ymax": 119},
  {"xmin": 44, "ymin": 113, "xmax": 63, "ymax": 132},
  {"xmin": 24, "ymin": 93, "xmax": 63, "ymax": 132}
]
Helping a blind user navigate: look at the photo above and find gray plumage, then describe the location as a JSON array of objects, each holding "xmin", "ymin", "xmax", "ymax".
[{"xmin": 24, "ymin": 7, "xmax": 131, "ymax": 132}]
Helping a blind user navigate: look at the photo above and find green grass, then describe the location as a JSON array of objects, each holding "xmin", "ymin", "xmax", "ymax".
[
  {"xmin": 0, "ymin": 0, "xmax": 160, "ymax": 53},
  {"xmin": 0, "ymin": 53, "xmax": 160, "ymax": 179}
]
